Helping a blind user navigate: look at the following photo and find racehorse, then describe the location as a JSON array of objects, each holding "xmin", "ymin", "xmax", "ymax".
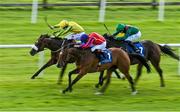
[
  {"xmin": 29, "ymin": 34, "xmax": 73, "ymax": 84},
  {"xmin": 57, "ymin": 44, "xmax": 151, "ymax": 95},
  {"xmin": 29, "ymin": 34, "xmax": 150, "ymax": 86},
  {"xmin": 103, "ymin": 34, "xmax": 180, "ymax": 87}
]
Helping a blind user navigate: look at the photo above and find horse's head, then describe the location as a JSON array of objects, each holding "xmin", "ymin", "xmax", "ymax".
[
  {"xmin": 57, "ymin": 45, "xmax": 79, "ymax": 68},
  {"xmin": 29, "ymin": 34, "xmax": 50, "ymax": 56},
  {"xmin": 103, "ymin": 33, "xmax": 123, "ymax": 48},
  {"xmin": 103, "ymin": 33, "xmax": 114, "ymax": 41}
]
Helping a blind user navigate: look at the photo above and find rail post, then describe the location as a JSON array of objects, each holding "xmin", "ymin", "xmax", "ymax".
[{"xmin": 178, "ymin": 48, "xmax": 180, "ymax": 75}]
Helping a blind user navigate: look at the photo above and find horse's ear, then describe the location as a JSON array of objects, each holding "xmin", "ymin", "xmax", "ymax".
[
  {"xmin": 103, "ymin": 33, "xmax": 108, "ymax": 37},
  {"xmin": 40, "ymin": 33, "xmax": 51, "ymax": 38}
]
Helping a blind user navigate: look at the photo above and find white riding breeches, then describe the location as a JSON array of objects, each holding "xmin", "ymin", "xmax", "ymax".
[
  {"xmin": 126, "ymin": 31, "xmax": 141, "ymax": 41},
  {"xmin": 65, "ymin": 32, "xmax": 85, "ymax": 41},
  {"xmin": 91, "ymin": 42, "xmax": 107, "ymax": 52}
]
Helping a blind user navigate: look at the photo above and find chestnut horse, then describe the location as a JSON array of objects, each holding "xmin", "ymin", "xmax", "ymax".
[{"xmin": 57, "ymin": 46, "xmax": 139, "ymax": 95}]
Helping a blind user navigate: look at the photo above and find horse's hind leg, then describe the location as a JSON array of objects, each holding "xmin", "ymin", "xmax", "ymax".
[
  {"xmin": 150, "ymin": 58, "xmax": 164, "ymax": 87},
  {"xmin": 31, "ymin": 58, "xmax": 56, "ymax": 79},
  {"xmin": 124, "ymin": 72, "xmax": 137, "ymax": 95},
  {"xmin": 57, "ymin": 64, "xmax": 67, "ymax": 85},
  {"xmin": 134, "ymin": 63, "xmax": 143, "ymax": 85}
]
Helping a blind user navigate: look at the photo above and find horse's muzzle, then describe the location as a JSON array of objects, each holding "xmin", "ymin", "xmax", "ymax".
[
  {"xmin": 29, "ymin": 49, "xmax": 37, "ymax": 56},
  {"xmin": 56, "ymin": 61, "xmax": 66, "ymax": 68}
]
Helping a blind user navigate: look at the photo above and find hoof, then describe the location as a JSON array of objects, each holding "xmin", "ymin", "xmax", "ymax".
[
  {"xmin": 94, "ymin": 91, "xmax": 104, "ymax": 95},
  {"xmin": 160, "ymin": 84, "xmax": 165, "ymax": 87},
  {"xmin": 57, "ymin": 82, "xmax": 62, "ymax": 85},
  {"xmin": 69, "ymin": 88, "xmax": 72, "ymax": 92},
  {"xmin": 131, "ymin": 90, "xmax": 138, "ymax": 95},
  {"xmin": 31, "ymin": 76, "xmax": 35, "ymax": 79},
  {"xmin": 61, "ymin": 90, "xmax": 66, "ymax": 94},
  {"xmin": 95, "ymin": 84, "xmax": 99, "ymax": 89}
]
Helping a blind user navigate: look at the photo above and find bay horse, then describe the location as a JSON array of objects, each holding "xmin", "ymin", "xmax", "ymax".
[
  {"xmin": 57, "ymin": 45, "xmax": 149, "ymax": 95},
  {"xmin": 29, "ymin": 34, "xmax": 73, "ymax": 84},
  {"xmin": 103, "ymin": 34, "xmax": 180, "ymax": 87}
]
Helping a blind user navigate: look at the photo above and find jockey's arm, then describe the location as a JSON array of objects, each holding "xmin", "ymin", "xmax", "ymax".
[
  {"xmin": 61, "ymin": 26, "xmax": 73, "ymax": 35},
  {"xmin": 114, "ymin": 35, "xmax": 127, "ymax": 41},
  {"xmin": 80, "ymin": 38, "xmax": 94, "ymax": 49}
]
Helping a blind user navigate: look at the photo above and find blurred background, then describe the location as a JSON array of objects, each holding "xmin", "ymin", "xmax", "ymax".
[{"xmin": 0, "ymin": 0, "xmax": 180, "ymax": 111}]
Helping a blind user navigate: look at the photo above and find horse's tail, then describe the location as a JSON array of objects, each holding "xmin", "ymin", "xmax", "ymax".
[
  {"xmin": 158, "ymin": 44, "xmax": 180, "ymax": 61},
  {"xmin": 129, "ymin": 53, "xmax": 151, "ymax": 73}
]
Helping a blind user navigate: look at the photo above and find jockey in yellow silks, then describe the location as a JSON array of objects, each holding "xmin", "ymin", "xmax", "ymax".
[{"xmin": 52, "ymin": 20, "xmax": 85, "ymax": 41}]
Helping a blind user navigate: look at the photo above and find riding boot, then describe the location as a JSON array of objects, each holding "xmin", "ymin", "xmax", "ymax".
[
  {"xmin": 93, "ymin": 50, "xmax": 102, "ymax": 66},
  {"xmin": 127, "ymin": 41, "xmax": 140, "ymax": 53}
]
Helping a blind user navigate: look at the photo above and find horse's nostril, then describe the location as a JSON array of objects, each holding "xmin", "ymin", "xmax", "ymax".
[{"xmin": 29, "ymin": 51, "xmax": 34, "ymax": 56}]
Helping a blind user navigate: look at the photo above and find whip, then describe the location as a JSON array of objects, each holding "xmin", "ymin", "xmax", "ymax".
[
  {"xmin": 103, "ymin": 24, "xmax": 111, "ymax": 35},
  {"xmin": 44, "ymin": 16, "xmax": 54, "ymax": 30}
]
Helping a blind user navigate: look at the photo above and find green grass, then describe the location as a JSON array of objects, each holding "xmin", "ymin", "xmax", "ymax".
[
  {"xmin": 0, "ymin": 6, "xmax": 180, "ymax": 111},
  {"xmin": 0, "ymin": 0, "xmax": 180, "ymax": 4}
]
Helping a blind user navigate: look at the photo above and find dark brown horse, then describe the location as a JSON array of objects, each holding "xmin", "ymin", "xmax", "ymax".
[
  {"xmin": 29, "ymin": 34, "xmax": 73, "ymax": 84},
  {"xmin": 57, "ymin": 46, "xmax": 140, "ymax": 95},
  {"xmin": 103, "ymin": 34, "xmax": 180, "ymax": 87}
]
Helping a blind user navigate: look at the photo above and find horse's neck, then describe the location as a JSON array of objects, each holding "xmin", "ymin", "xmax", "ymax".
[
  {"xmin": 72, "ymin": 48, "xmax": 92, "ymax": 61},
  {"xmin": 46, "ymin": 38, "xmax": 64, "ymax": 51}
]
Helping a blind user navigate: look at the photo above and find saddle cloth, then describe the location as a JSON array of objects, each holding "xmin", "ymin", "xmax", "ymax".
[
  {"xmin": 99, "ymin": 49, "xmax": 112, "ymax": 65},
  {"xmin": 127, "ymin": 42, "xmax": 145, "ymax": 56}
]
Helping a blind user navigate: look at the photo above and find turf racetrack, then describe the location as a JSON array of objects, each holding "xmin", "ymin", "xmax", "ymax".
[{"xmin": 0, "ymin": 5, "xmax": 180, "ymax": 111}]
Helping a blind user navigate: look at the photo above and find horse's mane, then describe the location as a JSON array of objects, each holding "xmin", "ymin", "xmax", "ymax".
[
  {"xmin": 52, "ymin": 37, "xmax": 64, "ymax": 41},
  {"xmin": 68, "ymin": 47, "xmax": 92, "ymax": 59},
  {"xmin": 103, "ymin": 33, "xmax": 122, "ymax": 48},
  {"xmin": 40, "ymin": 34, "xmax": 68, "ymax": 47}
]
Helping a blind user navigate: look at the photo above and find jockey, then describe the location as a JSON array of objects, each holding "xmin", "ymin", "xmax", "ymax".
[
  {"xmin": 80, "ymin": 32, "xmax": 106, "ymax": 52},
  {"xmin": 79, "ymin": 32, "xmax": 107, "ymax": 64},
  {"xmin": 112, "ymin": 24, "xmax": 141, "ymax": 53},
  {"xmin": 52, "ymin": 20, "xmax": 85, "ymax": 42}
]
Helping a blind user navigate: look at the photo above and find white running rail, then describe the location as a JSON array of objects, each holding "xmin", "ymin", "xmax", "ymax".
[{"xmin": 0, "ymin": 44, "xmax": 44, "ymax": 75}]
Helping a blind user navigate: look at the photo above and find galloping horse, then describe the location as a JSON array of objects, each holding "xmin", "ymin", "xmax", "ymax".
[
  {"xmin": 103, "ymin": 34, "xmax": 180, "ymax": 87},
  {"xmin": 57, "ymin": 45, "xmax": 150, "ymax": 95},
  {"xmin": 29, "ymin": 34, "xmax": 150, "ymax": 86},
  {"xmin": 29, "ymin": 34, "xmax": 73, "ymax": 83}
]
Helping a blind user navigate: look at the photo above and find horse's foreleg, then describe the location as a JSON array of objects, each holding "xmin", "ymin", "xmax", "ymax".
[
  {"xmin": 57, "ymin": 64, "xmax": 67, "ymax": 85},
  {"xmin": 99, "ymin": 69, "xmax": 112, "ymax": 94},
  {"xmin": 151, "ymin": 59, "xmax": 164, "ymax": 87},
  {"xmin": 124, "ymin": 72, "xmax": 137, "ymax": 94},
  {"xmin": 31, "ymin": 58, "xmax": 56, "ymax": 79},
  {"xmin": 62, "ymin": 68, "xmax": 81, "ymax": 94},
  {"xmin": 134, "ymin": 64, "xmax": 143, "ymax": 85}
]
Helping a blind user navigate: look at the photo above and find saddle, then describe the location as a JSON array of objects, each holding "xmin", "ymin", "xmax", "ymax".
[
  {"xmin": 94, "ymin": 49, "xmax": 112, "ymax": 65},
  {"xmin": 121, "ymin": 41, "xmax": 145, "ymax": 57}
]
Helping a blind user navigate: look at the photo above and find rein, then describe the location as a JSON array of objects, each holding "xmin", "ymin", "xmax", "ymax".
[{"xmin": 51, "ymin": 42, "xmax": 75, "ymax": 53}]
